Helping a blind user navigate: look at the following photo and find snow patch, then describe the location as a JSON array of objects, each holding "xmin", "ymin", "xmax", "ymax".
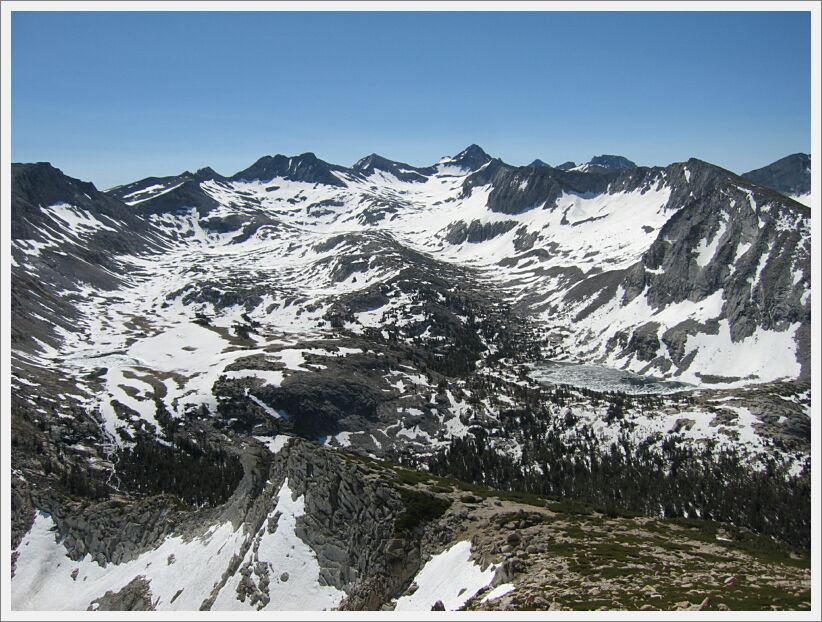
[
  {"xmin": 12, "ymin": 512, "xmax": 245, "ymax": 611},
  {"xmin": 254, "ymin": 435, "xmax": 293, "ymax": 454},
  {"xmin": 212, "ymin": 480, "xmax": 344, "ymax": 610},
  {"xmin": 481, "ymin": 583, "xmax": 515, "ymax": 603},
  {"xmin": 394, "ymin": 540, "xmax": 497, "ymax": 611}
]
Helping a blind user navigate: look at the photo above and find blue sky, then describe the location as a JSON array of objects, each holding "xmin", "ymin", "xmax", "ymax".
[{"xmin": 11, "ymin": 10, "xmax": 811, "ymax": 189}]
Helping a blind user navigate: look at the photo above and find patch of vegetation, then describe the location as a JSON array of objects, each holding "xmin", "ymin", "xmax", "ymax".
[
  {"xmin": 340, "ymin": 450, "xmax": 390, "ymax": 471},
  {"xmin": 491, "ymin": 489, "xmax": 551, "ymax": 507},
  {"xmin": 596, "ymin": 566, "xmax": 636, "ymax": 580},
  {"xmin": 395, "ymin": 487, "xmax": 451, "ymax": 532},
  {"xmin": 392, "ymin": 467, "xmax": 432, "ymax": 487},
  {"xmin": 356, "ymin": 452, "xmax": 585, "ymax": 511},
  {"xmin": 547, "ymin": 499, "xmax": 593, "ymax": 515},
  {"xmin": 667, "ymin": 518, "xmax": 810, "ymax": 569},
  {"xmin": 597, "ymin": 503, "xmax": 642, "ymax": 519},
  {"xmin": 646, "ymin": 579, "xmax": 811, "ymax": 612}
]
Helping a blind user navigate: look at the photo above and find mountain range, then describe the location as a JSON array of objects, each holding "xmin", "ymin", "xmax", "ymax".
[{"xmin": 9, "ymin": 145, "xmax": 812, "ymax": 612}]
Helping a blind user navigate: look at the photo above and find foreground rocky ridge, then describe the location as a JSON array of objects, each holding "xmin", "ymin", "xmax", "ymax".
[{"xmin": 10, "ymin": 438, "xmax": 811, "ymax": 611}]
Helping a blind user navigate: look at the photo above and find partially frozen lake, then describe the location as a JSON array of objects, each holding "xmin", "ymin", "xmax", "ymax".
[{"xmin": 528, "ymin": 360, "xmax": 693, "ymax": 395}]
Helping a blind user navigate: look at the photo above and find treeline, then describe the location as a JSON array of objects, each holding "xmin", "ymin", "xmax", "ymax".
[
  {"xmin": 401, "ymin": 413, "xmax": 810, "ymax": 548},
  {"xmin": 115, "ymin": 437, "xmax": 244, "ymax": 507}
]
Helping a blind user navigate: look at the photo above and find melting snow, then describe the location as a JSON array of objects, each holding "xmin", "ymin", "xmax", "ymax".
[
  {"xmin": 788, "ymin": 193, "xmax": 811, "ymax": 207},
  {"xmin": 679, "ymin": 320, "xmax": 801, "ymax": 385},
  {"xmin": 481, "ymin": 583, "xmax": 515, "ymax": 603},
  {"xmin": 254, "ymin": 434, "xmax": 293, "ymax": 454},
  {"xmin": 394, "ymin": 540, "xmax": 497, "ymax": 611},
  {"xmin": 694, "ymin": 219, "xmax": 727, "ymax": 267},
  {"xmin": 45, "ymin": 203, "xmax": 117, "ymax": 236}
]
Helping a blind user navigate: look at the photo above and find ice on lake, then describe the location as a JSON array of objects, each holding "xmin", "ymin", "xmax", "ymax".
[{"xmin": 528, "ymin": 360, "xmax": 693, "ymax": 395}]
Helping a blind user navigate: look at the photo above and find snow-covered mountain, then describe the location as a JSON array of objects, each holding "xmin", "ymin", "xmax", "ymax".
[
  {"xmin": 13, "ymin": 150, "xmax": 811, "ymax": 386},
  {"xmin": 9, "ymin": 146, "xmax": 812, "ymax": 611}
]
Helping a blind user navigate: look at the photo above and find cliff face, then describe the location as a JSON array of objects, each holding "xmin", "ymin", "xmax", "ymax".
[
  {"xmin": 617, "ymin": 160, "xmax": 811, "ymax": 380},
  {"xmin": 11, "ymin": 438, "xmax": 432, "ymax": 611}
]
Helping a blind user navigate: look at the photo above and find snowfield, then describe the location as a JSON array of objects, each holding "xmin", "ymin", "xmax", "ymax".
[{"xmin": 212, "ymin": 479, "xmax": 345, "ymax": 611}]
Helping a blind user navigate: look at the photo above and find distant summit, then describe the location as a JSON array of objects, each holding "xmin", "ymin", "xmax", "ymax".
[
  {"xmin": 742, "ymin": 153, "xmax": 810, "ymax": 202},
  {"xmin": 566, "ymin": 155, "xmax": 637, "ymax": 174},
  {"xmin": 550, "ymin": 156, "xmax": 637, "ymax": 174},
  {"xmin": 352, "ymin": 153, "xmax": 434, "ymax": 182},
  {"xmin": 230, "ymin": 152, "xmax": 347, "ymax": 186},
  {"xmin": 589, "ymin": 155, "xmax": 637, "ymax": 171},
  {"xmin": 443, "ymin": 144, "xmax": 493, "ymax": 171},
  {"xmin": 192, "ymin": 167, "xmax": 225, "ymax": 182}
]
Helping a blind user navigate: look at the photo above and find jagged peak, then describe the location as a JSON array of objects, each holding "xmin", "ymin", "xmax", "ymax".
[
  {"xmin": 194, "ymin": 166, "xmax": 220, "ymax": 177},
  {"xmin": 230, "ymin": 151, "xmax": 345, "ymax": 186},
  {"xmin": 441, "ymin": 144, "xmax": 494, "ymax": 172},
  {"xmin": 351, "ymin": 153, "xmax": 435, "ymax": 183},
  {"xmin": 454, "ymin": 143, "xmax": 490, "ymax": 160}
]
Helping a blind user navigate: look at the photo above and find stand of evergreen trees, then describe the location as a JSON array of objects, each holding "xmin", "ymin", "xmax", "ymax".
[
  {"xmin": 115, "ymin": 437, "xmax": 243, "ymax": 508},
  {"xmin": 401, "ymin": 410, "xmax": 810, "ymax": 548},
  {"xmin": 60, "ymin": 463, "xmax": 109, "ymax": 499}
]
